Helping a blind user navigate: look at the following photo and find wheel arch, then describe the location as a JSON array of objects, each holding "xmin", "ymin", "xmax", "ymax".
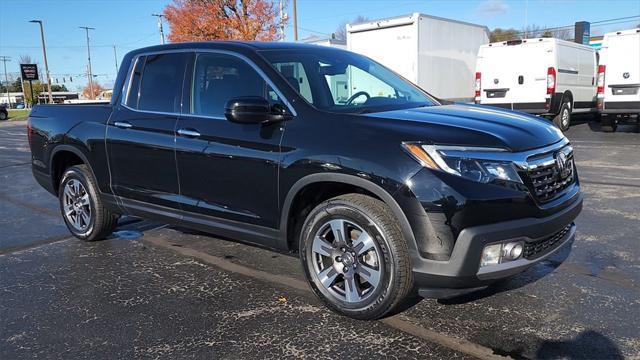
[
  {"xmin": 279, "ymin": 173, "xmax": 417, "ymax": 255},
  {"xmin": 49, "ymin": 145, "xmax": 96, "ymax": 195}
]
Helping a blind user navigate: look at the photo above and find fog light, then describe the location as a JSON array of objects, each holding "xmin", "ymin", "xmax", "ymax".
[
  {"xmin": 480, "ymin": 241, "xmax": 524, "ymax": 267},
  {"xmin": 480, "ymin": 244, "xmax": 502, "ymax": 267},
  {"xmin": 503, "ymin": 242, "xmax": 523, "ymax": 261}
]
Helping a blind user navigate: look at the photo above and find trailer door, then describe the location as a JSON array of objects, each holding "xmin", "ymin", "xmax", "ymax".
[{"xmin": 349, "ymin": 23, "xmax": 417, "ymax": 85}]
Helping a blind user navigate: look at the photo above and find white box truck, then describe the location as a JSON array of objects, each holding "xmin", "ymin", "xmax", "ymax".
[
  {"xmin": 475, "ymin": 38, "xmax": 597, "ymax": 131},
  {"xmin": 347, "ymin": 13, "xmax": 489, "ymax": 102},
  {"xmin": 596, "ymin": 28, "xmax": 640, "ymax": 132}
]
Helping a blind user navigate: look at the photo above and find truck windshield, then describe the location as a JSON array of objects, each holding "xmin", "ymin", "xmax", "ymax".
[{"xmin": 260, "ymin": 48, "xmax": 438, "ymax": 113}]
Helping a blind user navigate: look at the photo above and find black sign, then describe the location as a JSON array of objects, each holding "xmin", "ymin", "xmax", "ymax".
[
  {"xmin": 20, "ymin": 64, "xmax": 39, "ymax": 81},
  {"xmin": 574, "ymin": 21, "xmax": 590, "ymax": 45}
]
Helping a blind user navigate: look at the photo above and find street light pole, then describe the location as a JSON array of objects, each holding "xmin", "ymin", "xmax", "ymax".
[
  {"xmin": 113, "ymin": 45, "xmax": 118, "ymax": 74},
  {"xmin": 79, "ymin": 26, "xmax": 95, "ymax": 99},
  {"xmin": 29, "ymin": 20, "xmax": 53, "ymax": 103},
  {"xmin": 0, "ymin": 56, "xmax": 11, "ymax": 108},
  {"xmin": 151, "ymin": 14, "xmax": 165, "ymax": 44},
  {"xmin": 293, "ymin": 0, "xmax": 298, "ymax": 41}
]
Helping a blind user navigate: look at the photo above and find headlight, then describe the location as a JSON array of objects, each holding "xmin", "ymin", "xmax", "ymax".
[{"xmin": 402, "ymin": 143, "xmax": 523, "ymax": 184}]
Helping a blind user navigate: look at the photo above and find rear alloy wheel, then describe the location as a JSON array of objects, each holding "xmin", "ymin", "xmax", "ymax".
[
  {"xmin": 300, "ymin": 194, "xmax": 412, "ymax": 320},
  {"xmin": 58, "ymin": 165, "xmax": 119, "ymax": 241},
  {"xmin": 553, "ymin": 101, "xmax": 571, "ymax": 131},
  {"xmin": 0, "ymin": 111, "xmax": 7, "ymax": 121}
]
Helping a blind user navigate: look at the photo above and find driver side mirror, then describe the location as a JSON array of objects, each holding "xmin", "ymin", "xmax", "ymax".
[{"xmin": 224, "ymin": 96, "xmax": 292, "ymax": 124}]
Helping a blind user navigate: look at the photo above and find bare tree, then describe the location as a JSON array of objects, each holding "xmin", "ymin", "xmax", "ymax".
[
  {"xmin": 553, "ymin": 28, "xmax": 573, "ymax": 41},
  {"xmin": 521, "ymin": 24, "xmax": 544, "ymax": 39},
  {"xmin": 19, "ymin": 55, "xmax": 33, "ymax": 65},
  {"xmin": 334, "ymin": 15, "xmax": 369, "ymax": 40}
]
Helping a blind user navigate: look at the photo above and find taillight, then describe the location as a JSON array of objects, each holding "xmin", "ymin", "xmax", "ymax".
[
  {"xmin": 475, "ymin": 72, "xmax": 481, "ymax": 97},
  {"xmin": 546, "ymin": 67, "xmax": 556, "ymax": 95},
  {"xmin": 597, "ymin": 65, "xmax": 606, "ymax": 94}
]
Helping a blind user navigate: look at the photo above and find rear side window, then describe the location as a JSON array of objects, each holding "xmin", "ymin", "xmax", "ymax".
[
  {"xmin": 191, "ymin": 53, "xmax": 276, "ymax": 118},
  {"xmin": 126, "ymin": 52, "xmax": 189, "ymax": 113}
]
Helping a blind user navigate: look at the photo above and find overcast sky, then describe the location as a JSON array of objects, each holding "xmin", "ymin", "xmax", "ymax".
[{"xmin": 1, "ymin": 0, "xmax": 638, "ymax": 91}]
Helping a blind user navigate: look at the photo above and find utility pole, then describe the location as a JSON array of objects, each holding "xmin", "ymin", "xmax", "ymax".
[
  {"xmin": 152, "ymin": 14, "xmax": 166, "ymax": 44},
  {"xmin": 0, "ymin": 56, "xmax": 11, "ymax": 108},
  {"xmin": 293, "ymin": 0, "xmax": 298, "ymax": 41},
  {"xmin": 113, "ymin": 45, "xmax": 118, "ymax": 74},
  {"xmin": 523, "ymin": 0, "xmax": 529, "ymax": 39},
  {"xmin": 79, "ymin": 26, "xmax": 95, "ymax": 99},
  {"xmin": 29, "ymin": 20, "xmax": 53, "ymax": 103}
]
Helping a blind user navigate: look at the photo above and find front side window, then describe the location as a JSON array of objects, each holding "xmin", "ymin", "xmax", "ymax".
[
  {"xmin": 191, "ymin": 53, "xmax": 283, "ymax": 118},
  {"xmin": 261, "ymin": 48, "xmax": 437, "ymax": 113}
]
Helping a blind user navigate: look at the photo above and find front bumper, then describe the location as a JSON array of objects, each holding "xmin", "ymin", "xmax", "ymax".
[{"xmin": 413, "ymin": 193, "xmax": 582, "ymax": 298}]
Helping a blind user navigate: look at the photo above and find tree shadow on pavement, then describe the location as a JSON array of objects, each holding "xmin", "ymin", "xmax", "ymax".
[{"xmin": 536, "ymin": 330, "xmax": 624, "ymax": 360}]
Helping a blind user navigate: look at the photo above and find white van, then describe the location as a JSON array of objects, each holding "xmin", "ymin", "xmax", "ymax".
[
  {"xmin": 475, "ymin": 38, "xmax": 597, "ymax": 131},
  {"xmin": 597, "ymin": 29, "xmax": 640, "ymax": 132}
]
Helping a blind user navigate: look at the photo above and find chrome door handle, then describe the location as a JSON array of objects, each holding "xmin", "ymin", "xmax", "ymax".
[
  {"xmin": 114, "ymin": 121, "xmax": 132, "ymax": 129},
  {"xmin": 177, "ymin": 128, "xmax": 201, "ymax": 137}
]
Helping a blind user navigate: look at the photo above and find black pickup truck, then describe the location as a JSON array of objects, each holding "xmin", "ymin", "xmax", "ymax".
[{"xmin": 28, "ymin": 42, "xmax": 582, "ymax": 319}]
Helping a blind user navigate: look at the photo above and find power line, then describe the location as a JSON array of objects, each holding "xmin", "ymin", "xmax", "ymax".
[
  {"xmin": 513, "ymin": 14, "xmax": 640, "ymax": 36},
  {"xmin": 0, "ymin": 32, "xmax": 158, "ymax": 49}
]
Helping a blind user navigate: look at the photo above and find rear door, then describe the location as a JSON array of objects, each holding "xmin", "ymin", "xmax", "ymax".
[
  {"xmin": 479, "ymin": 41, "xmax": 550, "ymax": 107},
  {"xmin": 106, "ymin": 51, "xmax": 190, "ymax": 209},
  {"xmin": 174, "ymin": 51, "xmax": 286, "ymax": 232},
  {"xmin": 603, "ymin": 32, "xmax": 640, "ymax": 106}
]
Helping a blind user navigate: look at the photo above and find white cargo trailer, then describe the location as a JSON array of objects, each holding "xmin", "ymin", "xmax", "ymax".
[{"xmin": 346, "ymin": 13, "xmax": 489, "ymax": 102}]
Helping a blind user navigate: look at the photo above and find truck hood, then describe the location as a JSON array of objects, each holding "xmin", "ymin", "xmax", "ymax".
[{"xmin": 365, "ymin": 103, "xmax": 565, "ymax": 152}]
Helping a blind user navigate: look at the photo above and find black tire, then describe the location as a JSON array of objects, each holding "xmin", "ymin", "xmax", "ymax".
[
  {"xmin": 0, "ymin": 111, "xmax": 7, "ymax": 121},
  {"xmin": 58, "ymin": 164, "xmax": 119, "ymax": 241},
  {"xmin": 553, "ymin": 101, "xmax": 571, "ymax": 131},
  {"xmin": 601, "ymin": 114, "xmax": 617, "ymax": 133},
  {"xmin": 299, "ymin": 193, "xmax": 413, "ymax": 320}
]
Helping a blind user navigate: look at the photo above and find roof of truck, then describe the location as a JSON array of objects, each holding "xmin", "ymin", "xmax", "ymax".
[
  {"xmin": 346, "ymin": 12, "xmax": 490, "ymax": 35},
  {"xmin": 603, "ymin": 28, "xmax": 640, "ymax": 39},
  {"xmin": 480, "ymin": 37, "xmax": 595, "ymax": 51}
]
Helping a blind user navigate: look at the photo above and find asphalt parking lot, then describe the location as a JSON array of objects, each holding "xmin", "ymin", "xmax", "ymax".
[{"xmin": 1, "ymin": 117, "xmax": 639, "ymax": 359}]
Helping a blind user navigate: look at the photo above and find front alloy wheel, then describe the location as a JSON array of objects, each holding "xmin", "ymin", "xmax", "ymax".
[
  {"xmin": 300, "ymin": 194, "xmax": 413, "ymax": 320},
  {"xmin": 311, "ymin": 218, "xmax": 382, "ymax": 303}
]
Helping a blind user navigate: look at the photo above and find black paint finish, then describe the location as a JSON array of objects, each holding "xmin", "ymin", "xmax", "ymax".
[{"xmin": 28, "ymin": 41, "xmax": 580, "ymax": 292}]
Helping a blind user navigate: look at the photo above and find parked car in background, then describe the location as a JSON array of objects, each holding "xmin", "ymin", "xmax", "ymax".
[
  {"xmin": 0, "ymin": 104, "xmax": 8, "ymax": 120},
  {"xmin": 597, "ymin": 28, "xmax": 640, "ymax": 132},
  {"xmin": 475, "ymin": 38, "xmax": 597, "ymax": 131},
  {"xmin": 28, "ymin": 42, "xmax": 582, "ymax": 320},
  {"xmin": 347, "ymin": 13, "xmax": 489, "ymax": 103}
]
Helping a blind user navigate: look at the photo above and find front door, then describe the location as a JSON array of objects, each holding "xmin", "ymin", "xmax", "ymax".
[
  {"xmin": 174, "ymin": 52, "xmax": 288, "ymax": 230},
  {"xmin": 106, "ymin": 52, "xmax": 191, "ymax": 209}
]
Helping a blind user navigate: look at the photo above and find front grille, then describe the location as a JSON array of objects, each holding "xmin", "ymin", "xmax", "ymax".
[
  {"xmin": 523, "ymin": 224, "xmax": 572, "ymax": 259},
  {"xmin": 527, "ymin": 149, "xmax": 575, "ymax": 203}
]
